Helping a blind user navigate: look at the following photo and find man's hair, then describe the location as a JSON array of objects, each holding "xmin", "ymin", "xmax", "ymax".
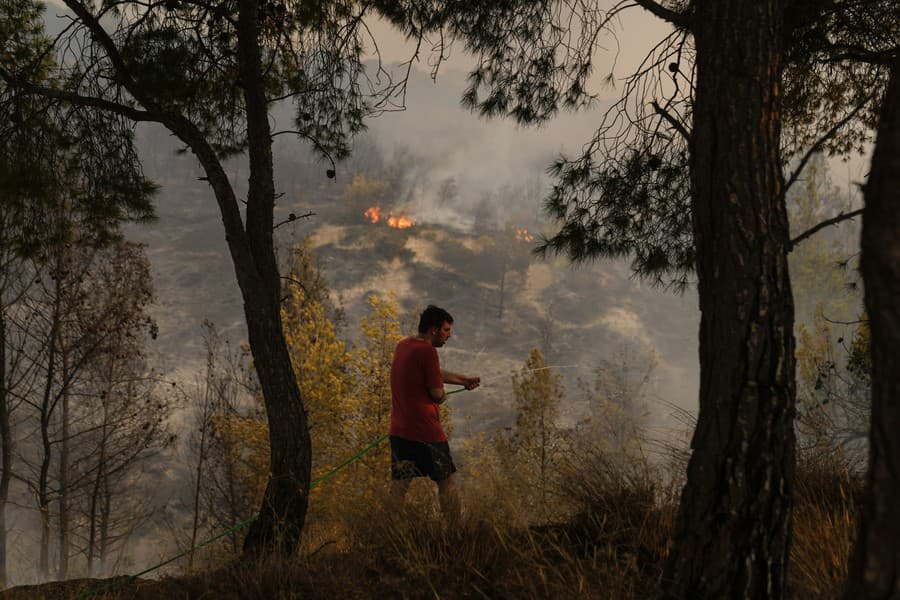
[{"xmin": 418, "ymin": 305, "xmax": 453, "ymax": 334}]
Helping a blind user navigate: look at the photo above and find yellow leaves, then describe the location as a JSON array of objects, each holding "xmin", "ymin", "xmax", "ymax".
[
  {"xmin": 796, "ymin": 310, "xmax": 832, "ymax": 393},
  {"xmin": 511, "ymin": 348, "xmax": 563, "ymax": 438},
  {"xmin": 210, "ymin": 413, "xmax": 270, "ymax": 505},
  {"xmin": 281, "ymin": 284, "xmax": 408, "ymax": 521}
]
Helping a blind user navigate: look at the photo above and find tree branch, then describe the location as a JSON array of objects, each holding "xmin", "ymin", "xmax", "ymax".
[
  {"xmin": 784, "ymin": 92, "xmax": 876, "ymax": 195},
  {"xmin": 632, "ymin": 0, "xmax": 691, "ymax": 28},
  {"xmin": 789, "ymin": 208, "xmax": 864, "ymax": 251},
  {"xmin": 0, "ymin": 69, "xmax": 165, "ymax": 124},
  {"xmin": 273, "ymin": 212, "xmax": 315, "ymax": 230},
  {"xmin": 652, "ymin": 100, "xmax": 690, "ymax": 142},
  {"xmin": 271, "ymin": 129, "xmax": 337, "ymax": 176},
  {"xmin": 61, "ymin": 0, "xmax": 150, "ymax": 105}
]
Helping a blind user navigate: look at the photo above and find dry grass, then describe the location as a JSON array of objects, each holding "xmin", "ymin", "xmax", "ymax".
[
  {"xmin": 788, "ymin": 451, "xmax": 863, "ymax": 599},
  {"xmin": 4, "ymin": 440, "xmax": 867, "ymax": 599}
]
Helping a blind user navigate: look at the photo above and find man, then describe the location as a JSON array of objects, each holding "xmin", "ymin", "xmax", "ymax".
[{"xmin": 389, "ymin": 305, "xmax": 480, "ymax": 517}]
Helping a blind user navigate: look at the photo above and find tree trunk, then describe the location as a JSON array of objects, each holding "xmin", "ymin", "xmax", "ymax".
[
  {"xmin": 86, "ymin": 467, "xmax": 98, "ymax": 576},
  {"xmin": 663, "ymin": 2, "xmax": 795, "ymax": 598},
  {"xmin": 99, "ymin": 469, "xmax": 111, "ymax": 575},
  {"xmin": 87, "ymin": 405, "xmax": 108, "ymax": 577},
  {"xmin": 844, "ymin": 56, "xmax": 900, "ymax": 600},
  {"xmin": 188, "ymin": 354, "xmax": 215, "ymax": 571},
  {"xmin": 57, "ymin": 356, "xmax": 70, "ymax": 580},
  {"xmin": 498, "ymin": 265, "xmax": 506, "ymax": 320},
  {"xmin": 38, "ymin": 362, "xmax": 55, "ymax": 579},
  {"xmin": 233, "ymin": 0, "xmax": 310, "ymax": 555},
  {"xmin": 38, "ymin": 0, "xmax": 313, "ymax": 557},
  {"xmin": 0, "ymin": 305, "xmax": 10, "ymax": 588}
]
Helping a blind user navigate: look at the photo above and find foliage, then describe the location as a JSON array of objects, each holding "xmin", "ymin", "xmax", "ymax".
[
  {"xmin": 8, "ymin": 0, "xmax": 413, "ymax": 161},
  {"xmin": 795, "ymin": 307, "xmax": 870, "ymax": 458},
  {"xmin": 214, "ymin": 246, "xmax": 410, "ymax": 528},
  {"xmin": 577, "ymin": 344, "xmax": 656, "ymax": 454},
  {"xmin": 379, "ymin": 0, "xmax": 609, "ymax": 124},
  {"xmin": 386, "ymin": 1, "xmax": 896, "ymax": 290},
  {"xmin": 787, "ymin": 157, "xmax": 858, "ymax": 326},
  {"xmin": 495, "ymin": 348, "xmax": 565, "ymax": 520},
  {"xmin": 541, "ymin": 144, "xmax": 694, "ymax": 290},
  {"xmin": 179, "ymin": 323, "xmax": 263, "ymax": 568},
  {"xmin": 282, "ymin": 245, "xmax": 353, "ymax": 519},
  {"xmin": 2, "ymin": 0, "xmax": 459, "ymax": 552},
  {"xmin": 1, "ymin": 421, "xmax": 868, "ymax": 599},
  {"xmin": 782, "ymin": 0, "xmax": 899, "ymax": 158},
  {"xmin": 335, "ymin": 293, "xmax": 406, "ymax": 514},
  {"xmin": 3, "ymin": 236, "xmax": 169, "ymax": 579},
  {"xmin": 210, "ymin": 414, "xmax": 271, "ymax": 513},
  {"xmin": 0, "ymin": 6, "xmax": 156, "ymax": 578},
  {"xmin": 337, "ymin": 174, "xmax": 393, "ymax": 224},
  {"xmin": 0, "ymin": 5, "xmax": 155, "ymax": 255}
]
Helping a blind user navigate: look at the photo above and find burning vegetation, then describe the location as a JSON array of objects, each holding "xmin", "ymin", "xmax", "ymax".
[
  {"xmin": 516, "ymin": 228, "xmax": 534, "ymax": 242},
  {"xmin": 364, "ymin": 206, "xmax": 416, "ymax": 229}
]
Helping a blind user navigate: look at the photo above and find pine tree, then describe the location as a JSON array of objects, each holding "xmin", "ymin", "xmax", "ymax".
[{"xmin": 500, "ymin": 348, "xmax": 564, "ymax": 521}]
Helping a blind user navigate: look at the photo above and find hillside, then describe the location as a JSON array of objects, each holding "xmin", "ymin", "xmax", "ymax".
[{"xmin": 126, "ymin": 127, "xmax": 700, "ymax": 441}]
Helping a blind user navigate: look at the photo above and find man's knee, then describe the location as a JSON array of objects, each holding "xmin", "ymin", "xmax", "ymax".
[{"xmin": 436, "ymin": 474, "xmax": 456, "ymax": 492}]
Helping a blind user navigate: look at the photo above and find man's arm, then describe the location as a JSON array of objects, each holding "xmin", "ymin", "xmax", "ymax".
[
  {"xmin": 441, "ymin": 370, "xmax": 481, "ymax": 390},
  {"xmin": 428, "ymin": 386, "xmax": 447, "ymax": 404}
]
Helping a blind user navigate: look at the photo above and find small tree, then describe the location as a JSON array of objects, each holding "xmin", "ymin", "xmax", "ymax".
[
  {"xmin": 498, "ymin": 348, "xmax": 564, "ymax": 521},
  {"xmin": 580, "ymin": 344, "xmax": 656, "ymax": 454},
  {"xmin": 787, "ymin": 157, "xmax": 858, "ymax": 328},
  {"xmin": 181, "ymin": 323, "xmax": 262, "ymax": 567},
  {"xmin": 282, "ymin": 242, "xmax": 353, "ymax": 521},
  {"xmin": 795, "ymin": 308, "xmax": 870, "ymax": 462}
]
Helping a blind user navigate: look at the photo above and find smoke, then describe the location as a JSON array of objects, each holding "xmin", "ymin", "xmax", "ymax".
[{"xmin": 365, "ymin": 67, "xmax": 609, "ymax": 230}]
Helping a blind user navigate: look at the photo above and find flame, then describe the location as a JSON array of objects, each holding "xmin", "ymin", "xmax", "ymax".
[
  {"xmin": 364, "ymin": 206, "xmax": 382, "ymax": 223},
  {"xmin": 387, "ymin": 214, "xmax": 415, "ymax": 229},
  {"xmin": 516, "ymin": 228, "xmax": 534, "ymax": 242},
  {"xmin": 364, "ymin": 206, "xmax": 416, "ymax": 229}
]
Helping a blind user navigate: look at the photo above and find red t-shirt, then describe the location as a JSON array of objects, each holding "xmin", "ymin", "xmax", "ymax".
[{"xmin": 389, "ymin": 336, "xmax": 445, "ymax": 442}]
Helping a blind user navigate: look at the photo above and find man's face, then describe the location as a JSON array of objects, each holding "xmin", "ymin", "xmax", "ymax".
[{"xmin": 431, "ymin": 322, "xmax": 452, "ymax": 347}]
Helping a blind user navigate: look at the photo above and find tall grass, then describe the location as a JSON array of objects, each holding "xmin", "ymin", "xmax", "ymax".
[
  {"xmin": 789, "ymin": 449, "xmax": 863, "ymax": 599},
  {"xmin": 24, "ymin": 433, "xmax": 866, "ymax": 599}
]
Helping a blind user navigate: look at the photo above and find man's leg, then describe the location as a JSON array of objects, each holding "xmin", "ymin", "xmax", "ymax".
[
  {"xmin": 436, "ymin": 474, "xmax": 460, "ymax": 520},
  {"xmin": 388, "ymin": 478, "xmax": 412, "ymax": 511}
]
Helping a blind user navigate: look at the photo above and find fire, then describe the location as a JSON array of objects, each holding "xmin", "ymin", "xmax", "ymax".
[
  {"xmin": 516, "ymin": 228, "xmax": 534, "ymax": 242},
  {"xmin": 387, "ymin": 214, "xmax": 415, "ymax": 229},
  {"xmin": 364, "ymin": 206, "xmax": 381, "ymax": 223},
  {"xmin": 364, "ymin": 206, "xmax": 416, "ymax": 229}
]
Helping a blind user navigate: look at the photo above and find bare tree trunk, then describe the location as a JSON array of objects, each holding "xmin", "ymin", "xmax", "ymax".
[
  {"xmin": 663, "ymin": 1, "xmax": 795, "ymax": 598},
  {"xmin": 844, "ymin": 56, "xmax": 900, "ymax": 600},
  {"xmin": 498, "ymin": 263, "xmax": 506, "ymax": 320},
  {"xmin": 99, "ymin": 468, "xmax": 111, "ymax": 575},
  {"xmin": 0, "ymin": 305, "xmax": 10, "ymax": 588},
  {"xmin": 57, "ymin": 356, "xmax": 70, "ymax": 580},
  {"xmin": 188, "ymin": 355, "xmax": 214, "ymax": 571},
  {"xmin": 38, "ymin": 326, "xmax": 57, "ymax": 578},
  {"xmin": 38, "ymin": 238, "xmax": 65, "ymax": 578},
  {"xmin": 86, "ymin": 405, "xmax": 108, "ymax": 577}
]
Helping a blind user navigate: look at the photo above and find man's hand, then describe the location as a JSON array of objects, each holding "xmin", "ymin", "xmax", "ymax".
[{"xmin": 463, "ymin": 376, "xmax": 480, "ymax": 390}]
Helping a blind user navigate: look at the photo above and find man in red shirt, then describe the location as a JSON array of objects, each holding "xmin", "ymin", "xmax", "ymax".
[{"xmin": 389, "ymin": 305, "xmax": 480, "ymax": 517}]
